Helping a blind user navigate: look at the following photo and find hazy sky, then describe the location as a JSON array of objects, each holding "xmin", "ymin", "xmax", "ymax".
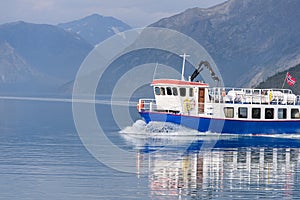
[{"xmin": 0, "ymin": 0, "xmax": 227, "ymax": 27}]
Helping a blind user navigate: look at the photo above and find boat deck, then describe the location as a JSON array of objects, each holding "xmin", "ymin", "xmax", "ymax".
[{"xmin": 137, "ymin": 87, "xmax": 300, "ymax": 115}]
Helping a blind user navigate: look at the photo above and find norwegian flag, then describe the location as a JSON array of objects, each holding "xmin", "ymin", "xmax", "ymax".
[{"xmin": 286, "ymin": 72, "xmax": 296, "ymax": 86}]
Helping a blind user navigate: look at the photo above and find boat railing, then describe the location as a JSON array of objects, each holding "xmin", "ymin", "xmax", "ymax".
[
  {"xmin": 138, "ymin": 88, "xmax": 300, "ymax": 114},
  {"xmin": 137, "ymin": 99, "xmax": 156, "ymax": 112},
  {"xmin": 209, "ymin": 87, "xmax": 300, "ymax": 105},
  {"xmin": 137, "ymin": 99, "xmax": 180, "ymax": 113}
]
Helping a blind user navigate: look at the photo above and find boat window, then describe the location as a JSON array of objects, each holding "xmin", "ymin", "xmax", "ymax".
[
  {"xmin": 265, "ymin": 108, "xmax": 274, "ymax": 119},
  {"xmin": 261, "ymin": 90, "xmax": 267, "ymax": 95},
  {"xmin": 252, "ymin": 108, "xmax": 261, "ymax": 119},
  {"xmin": 253, "ymin": 90, "xmax": 260, "ymax": 95},
  {"xmin": 291, "ymin": 109, "xmax": 300, "ymax": 119},
  {"xmin": 278, "ymin": 108, "xmax": 287, "ymax": 119},
  {"xmin": 180, "ymin": 88, "xmax": 186, "ymax": 97},
  {"xmin": 238, "ymin": 107, "xmax": 248, "ymax": 118},
  {"xmin": 166, "ymin": 87, "xmax": 172, "ymax": 95},
  {"xmin": 160, "ymin": 87, "xmax": 165, "ymax": 95},
  {"xmin": 172, "ymin": 87, "xmax": 178, "ymax": 96},
  {"xmin": 189, "ymin": 88, "xmax": 194, "ymax": 97},
  {"xmin": 224, "ymin": 107, "xmax": 234, "ymax": 118},
  {"xmin": 237, "ymin": 150, "xmax": 247, "ymax": 163},
  {"xmin": 155, "ymin": 87, "xmax": 160, "ymax": 95}
]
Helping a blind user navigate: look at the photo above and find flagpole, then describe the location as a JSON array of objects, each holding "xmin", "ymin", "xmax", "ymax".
[{"xmin": 281, "ymin": 72, "xmax": 288, "ymax": 89}]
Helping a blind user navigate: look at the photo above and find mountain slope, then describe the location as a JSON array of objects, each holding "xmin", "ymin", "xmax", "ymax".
[
  {"xmin": 0, "ymin": 39, "xmax": 36, "ymax": 83},
  {"xmin": 151, "ymin": 0, "xmax": 300, "ymax": 87},
  {"xmin": 0, "ymin": 21, "xmax": 93, "ymax": 90},
  {"xmin": 0, "ymin": 38, "xmax": 62, "ymax": 93},
  {"xmin": 58, "ymin": 14, "xmax": 132, "ymax": 46},
  {"xmin": 257, "ymin": 63, "xmax": 300, "ymax": 94}
]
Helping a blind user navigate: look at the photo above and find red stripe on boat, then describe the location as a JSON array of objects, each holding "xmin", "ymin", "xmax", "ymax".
[{"xmin": 151, "ymin": 79, "xmax": 209, "ymax": 87}]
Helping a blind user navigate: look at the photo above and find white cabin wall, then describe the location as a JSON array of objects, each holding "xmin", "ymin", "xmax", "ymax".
[
  {"xmin": 155, "ymin": 95, "xmax": 182, "ymax": 112},
  {"xmin": 153, "ymin": 85, "xmax": 200, "ymax": 115}
]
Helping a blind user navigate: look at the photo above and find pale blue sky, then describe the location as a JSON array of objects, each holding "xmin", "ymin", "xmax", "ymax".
[{"xmin": 0, "ymin": 0, "xmax": 227, "ymax": 27}]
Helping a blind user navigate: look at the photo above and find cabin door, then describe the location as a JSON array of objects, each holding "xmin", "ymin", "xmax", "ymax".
[{"xmin": 198, "ymin": 88, "xmax": 205, "ymax": 114}]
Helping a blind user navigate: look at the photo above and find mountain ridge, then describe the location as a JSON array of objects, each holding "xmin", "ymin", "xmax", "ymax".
[
  {"xmin": 58, "ymin": 14, "xmax": 132, "ymax": 46},
  {"xmin": 0, "ymin": 14, "xmax": 132, "ymax": 93},
  {"xmin": 256, "ymin": 63, "xmax": 300, "ymax": 94},
  {"xmin": 1, "ymin": 2, "xmax": 300, "ymax": 94},
  {"xmin": 151, "ymin": 0, "xmax": 300, "ymax": 87},
  {"xmin": 0, "ymin": 21, "xmax": 93, "ymax": 93}
]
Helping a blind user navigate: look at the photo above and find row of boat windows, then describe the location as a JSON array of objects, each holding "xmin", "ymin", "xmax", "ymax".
[
  {"xmin": 155, "ymin": 87, "xmax": 194, "ymax": 97},
  {"xmin": 224, "ymin": 107, "xmax": 300, "ymax": 119}
]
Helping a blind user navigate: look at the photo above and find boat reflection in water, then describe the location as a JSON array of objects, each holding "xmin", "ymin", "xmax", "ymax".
[{"xmin": 122, "ymin": 128, "xmax": 300, "ymax": 199}]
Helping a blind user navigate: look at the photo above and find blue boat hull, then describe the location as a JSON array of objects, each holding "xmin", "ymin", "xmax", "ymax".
[{"xmin": 139, "ymin": 111, "xmax": 300, "ymax": 134}]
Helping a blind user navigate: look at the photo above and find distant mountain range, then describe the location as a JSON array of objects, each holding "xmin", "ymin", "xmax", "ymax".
[
  {"xmin": 151, "ymin": 0, "xmax": 300, "ymax": 87},
  {"xmin": 58, "ymin": 14, "xmax": 131, "ymax": 46},
  {"xmin": 0, "ymin": 14, "xmax": 131, "ymax": 93},
  {"xmin": 0, "ymin": 0, "xmax": 300, "ymax": 94}
]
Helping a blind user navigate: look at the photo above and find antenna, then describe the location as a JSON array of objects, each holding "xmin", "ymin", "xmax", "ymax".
[
  {"xmin": 152, "ymin": 62, "xmax": 159, "ymax": 80},
  {"xmin": 180, "ymin": 53, "xmax": 190, "ymax": 81}
]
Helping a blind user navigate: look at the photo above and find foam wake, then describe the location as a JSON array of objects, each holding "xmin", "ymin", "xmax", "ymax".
[
  {"xmin": 119, "ymin": 120, "xmax": 231, "ymax": 150},
  {"xmin": 120, "ymin": 120, "xmax": 201, "ymax": 137}
]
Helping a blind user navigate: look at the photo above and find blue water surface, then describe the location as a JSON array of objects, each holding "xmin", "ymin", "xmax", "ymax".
[{"xmin": 0, "ymin": 100, "xmax": 300, "ymax": 199}]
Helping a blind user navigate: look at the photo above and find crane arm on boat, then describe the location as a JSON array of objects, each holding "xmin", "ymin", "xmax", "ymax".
[{"xmin": 190, "ymin": 60, "xmax": 220, "ymax": 84}]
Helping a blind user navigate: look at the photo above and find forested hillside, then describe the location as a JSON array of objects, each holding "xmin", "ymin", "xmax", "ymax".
[{"xmin": 256, "ymin": 63, "xmax": 300, "ymax": 94}]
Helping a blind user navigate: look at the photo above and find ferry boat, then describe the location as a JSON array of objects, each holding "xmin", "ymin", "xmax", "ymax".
[{"xmin": 137, "ymin": 55, "xmax": 300, "ymax": 134}]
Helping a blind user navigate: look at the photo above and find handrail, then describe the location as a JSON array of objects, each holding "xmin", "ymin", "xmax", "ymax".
[
  {"xmin": 208, "ymin": 87, "xmax": 300, "ymax": 105},
  {"xmin": 137, "ymin": 99, "xmax": 156, "ymax": 112},
  {"xmin": 138, "ymin": 87, "xmax": 300, "ymax": 114}
]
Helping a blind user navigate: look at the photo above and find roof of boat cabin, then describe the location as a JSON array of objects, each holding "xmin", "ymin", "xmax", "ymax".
[{"xmin": 151, "ymin": 79, "xmax": 209, "ymax": 87}]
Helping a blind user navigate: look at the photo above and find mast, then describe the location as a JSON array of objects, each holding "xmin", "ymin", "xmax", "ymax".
[
  {"xmin": 180, "ymin": 53, "xmax": 190, "ymax": 81},
  {"xmin": 281, "ymin": 72, "xmax": 288, "ymax": 89}
]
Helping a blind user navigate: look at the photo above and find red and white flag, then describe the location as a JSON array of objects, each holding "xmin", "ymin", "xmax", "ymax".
[{"xmin": 286, "ymin": 72, "xmax": 296, "ymax": 86}]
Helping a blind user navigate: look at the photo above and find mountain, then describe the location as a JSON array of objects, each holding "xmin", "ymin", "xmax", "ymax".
[
  {"xmin": 150, "ymin": 0, "xmax": 300, "ymax": 87},
  {"xmin": 0, "ymin": 38, "xmax": 34, "ymax": 83},
  {"xmin": 58, "ymin": 14, "xmax": 132, "ymax": 46},
  {"xmin": 0, "ymin": 21, "xmax": 93, "ymax": 81},
  {"xmin": 0, "ymin": 21, "xmax": 93, "ymax": 93},
  {"xmin": 256, "ymin": 64, "xmax": 300, "ymax": 94},
  {"xmin": 2, "ymin": 1, "xmax": 300, "ymax": 94}
]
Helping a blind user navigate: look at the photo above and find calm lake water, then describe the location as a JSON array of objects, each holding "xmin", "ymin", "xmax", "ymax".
[{"xmin": 0, "ymin": 99, "xmax": 300, "ymax": 199}]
